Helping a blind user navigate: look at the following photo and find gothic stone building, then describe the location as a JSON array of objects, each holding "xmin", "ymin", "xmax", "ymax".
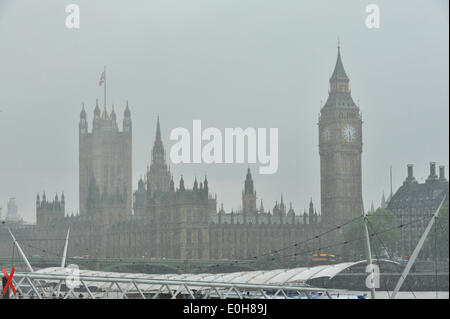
[
  {"xmin": 319, "ymin": 44, "xmax": 364, "ymax": 226},
  {"xmin": 15, "ymin": 103, "xmax": 322, "ymax": 261},
  {"xmin": 387, "ymin": 163, "xmax": 449, "ymax": 258},
  {"xmin": 1, "ymin": 47, "xmax": 365, "ymax": 261},
  {"xmin": 108, "ymin": 119, "xmax": 322, "ymax": 260}
]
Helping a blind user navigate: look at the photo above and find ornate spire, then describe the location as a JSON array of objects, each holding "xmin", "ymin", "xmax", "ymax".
[
  {"xmin": 288, "ymin": 202, "xmax": 295, "ymax": 216},
  {"xmin": 151, "ymin": 117, "xmax": 165, "ymax": 165},
  {"xmin": 101, "ymin": 105, "xmax": 109, "ymax": 120},
  {"xmin": 147, "ymin": 117, "xmax": 170, "ymax": 193},
  {"xmin": 322, "ymin": 43, "xmax": 356, "ymax": 109},
  {"xmin": 204, "ymin": 175, "xmax": 208, "ymax": 190},
  {"xmin": 179, "ymin": 175, "xmax": 185, "ymax": 191},
  {"xmin": 156, "ymin": 116, "xmax": 162, "ymax": 143},
  {"xmin": 330, "ymin": 43, "xmax": 349, "ymax": 83},
  {"xmin": 244, "ymin": 168, "xmax": 254, "ymax": 194},
  {"xmin": 80, "ymin": 103, "xmax": 86, "ymax": 119},
  {"xmin": 169, "ymin": 175, "xmax": 175, "ymax": 192},
  {"xmin": 110, "ymin": 104, "xmax": 116, "ymax": 121},
  {"xmin": 193, "ymin": 177, "xmax": 198, "ymax": 191},
  {"xmin": 94, "ymin": 98, "xmax": 100, "ymax": 116},
  {"xmin": 124, "ymin": 100, "xmax": 131, "ymax": 118}
]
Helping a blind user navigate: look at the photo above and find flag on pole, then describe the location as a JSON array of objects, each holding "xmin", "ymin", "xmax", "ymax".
[{"xmin": 99, "ymin": 71, "xmax": 105, "ymax": 86}]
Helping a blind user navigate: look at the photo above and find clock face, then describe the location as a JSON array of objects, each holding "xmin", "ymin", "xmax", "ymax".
[
  {"xmin": 322, "ymin": 128, "xmax": 331, "ymax": 141},
  {"xmin": 342, "ymin": 125, "xmax": 356, "ymax": 143}
]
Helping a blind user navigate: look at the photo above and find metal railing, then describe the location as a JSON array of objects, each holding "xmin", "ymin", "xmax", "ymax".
[{"xmin": 9, "ymin": 272, "xmax": 348, "ymax": 299}]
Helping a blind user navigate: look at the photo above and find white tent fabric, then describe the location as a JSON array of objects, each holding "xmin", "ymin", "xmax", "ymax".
[{"xmin": 33, "ymin": 260, "xmax": 394, "ymax": 292}]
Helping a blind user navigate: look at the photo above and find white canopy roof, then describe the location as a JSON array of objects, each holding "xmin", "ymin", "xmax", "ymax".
[{"xmin": 32, "ymin": 260, "xmax": 397, "ymax": 293}]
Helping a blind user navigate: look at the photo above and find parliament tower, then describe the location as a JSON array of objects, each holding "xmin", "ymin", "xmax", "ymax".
[
  {"xmin": 319, "ymin": 45, "xmax": 363, "ymax": 224},
  {"xmin": 147, "ymin": 117, "xmax": 171, "ymax": 194},
  {"xmin": 79, "ymin": 100, "xmax": 132, "ymax": 224}
]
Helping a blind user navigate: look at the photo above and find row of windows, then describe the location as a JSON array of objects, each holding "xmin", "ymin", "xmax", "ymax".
[
  {"xmin": 186, "ymin": 231, "xmax": 204, "ymax": 244},
  {"xmin": 156, "ymin": 209, "xmax": 207, "ymax": 224}
]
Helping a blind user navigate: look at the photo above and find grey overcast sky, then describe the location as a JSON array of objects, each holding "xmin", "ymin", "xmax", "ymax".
[{"xmin": 0, "ymin": 0, "xmax": 448, "ymax": 222}]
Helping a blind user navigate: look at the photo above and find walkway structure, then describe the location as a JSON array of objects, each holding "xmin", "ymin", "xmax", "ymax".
[{"xmin": 8, "ymin": 261, "xmax": 390, "ymax": 299}]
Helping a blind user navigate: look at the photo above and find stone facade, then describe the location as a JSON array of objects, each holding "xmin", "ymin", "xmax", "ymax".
[
  {"xmin": 1, "ymin": 114, "xmax": 322, "ymax": 260},
  {"xmin": 78, "ymin": 100, "xmax": 132, "ymax": 223},
  {"xmin": 108, "ymin": 120, "xmax": 322, "ymax": 260},
  {"xmin": 1, "ymin": 47, "xmax": 366, "ymax": 261},
  {"xmin": 319, "ymin": 45, "xmax": 364, "ymax": 226},
  {"xmin": 387, "ymin": 163, "xmax": 449, "ymax": 258}
]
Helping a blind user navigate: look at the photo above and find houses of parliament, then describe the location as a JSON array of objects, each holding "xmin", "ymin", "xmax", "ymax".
[{"xmin": 0, "ymin": 47, "xmax": 366, "ymax": 260}]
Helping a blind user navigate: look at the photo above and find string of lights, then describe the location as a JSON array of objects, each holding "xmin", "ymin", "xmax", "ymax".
[{"xmin": 5, "ymin": 212, "xmax": 436, "ymax": 276}]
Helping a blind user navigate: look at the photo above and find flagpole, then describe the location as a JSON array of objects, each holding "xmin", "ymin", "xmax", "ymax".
[{"xmin": 104, "ymin": 66, "xmax": 107, "ymax": 107}]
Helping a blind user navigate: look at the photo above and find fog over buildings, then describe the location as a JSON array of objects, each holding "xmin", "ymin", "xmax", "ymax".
[{"xmin": 0, "ymin": 0, "xmax": 448, "ymax": 222}]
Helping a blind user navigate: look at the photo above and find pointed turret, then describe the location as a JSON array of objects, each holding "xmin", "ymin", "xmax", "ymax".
[
  {"xmin": 147, "ymin": 117, "xmax": 171, "ymax": 193},
  {"xmin": 79, "ymin": 103, "xmax": 88, "ymax": 134},
  {"xmin": 193, "ymin": 177, "xmax": 198, "ymax": 191},
  {"xmin": 80, "ymin": 103, "xmax": 87, "ymax": 119},
  {"xmin": 110, "ymin": 104, "xmax": 117, "ymax": 121},
  {"xmin": 309, "ymin": 198, "xmax": 314, "ymax": 214},
  {"xmin": 156, "ymin": 116, "xmax": 162, "ymax": 143},
  {"xmin": 280, "ymin": 194, "xmax": 285, "ymax": 209},
  {"xmin": 169, "ymin": 175, "xmax": 175, "ymax": 192},
  {"xmin": 152, "ymin": 116, "xmax": 165, "ymax": 164},
  {"xmin": 203, "ymin": 176, "xmax": 209, "ymax": 194},
  {"xmin": 242, "ymin": 168, "xmax": 257, "ymax": 216},
  {"xmin": 322, "ymin": 43, "xmax": 357, "ymax": 108},
  {"xmin": 124, "ymin": 100, "xmax": 131, "ymax": 118},
  {"xmin": 92, "ymin": 99, "xmax": 101, "ymax": 131},
  {"xmin": 179, "ymin": 175, "xmax": 185, "ymax": 191},
  {"xmin": 94, "ymin": 99, "xmax": 100, "ymax": 117},
  {"xmin": 259, "ymin": 199, "xmax": 264, "ymax": 213},
  {"xmin": 273, "ymin": 201, "xmax": 279, "ymax": 212},
  {"xmin": 36, "ymin": 193, "xmax": 40, "ymax": 206},
  {"xmin": 244, "ymin": 168, "xmax": 254, "ymax": 195},
  {"xmin": 330, "ymin": 43, "xmax": 349, "ymax": 85},
  {"xmin": 309, "ymin": 198, "xmax": 315, "ymax": 224},
  {"xmin": 288, "ymin": 202, "xmax": 295, "ymax": 216},
  {"xmin": 101, "ymin": 105, "xmax": 109, "ymax": 120},
  {"xmin": 218, "ymin": 203, "xmax": 225, "ymax": 224},
  {"xmin": 123, "ymin": 100, "xmax": 132, "ymax": 133}
]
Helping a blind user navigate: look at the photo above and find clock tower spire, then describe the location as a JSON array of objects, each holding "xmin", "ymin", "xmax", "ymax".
[{"xmin": 319, "ymin": 44, "xmax": 363, "ymax": 225}]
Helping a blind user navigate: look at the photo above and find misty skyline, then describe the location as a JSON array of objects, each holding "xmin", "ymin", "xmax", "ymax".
[{"xmin": 0, "ymin": 0, "xmax": 448, "ymax": 222}]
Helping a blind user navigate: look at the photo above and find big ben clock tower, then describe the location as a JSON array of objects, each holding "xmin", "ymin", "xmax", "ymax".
[{"xmin": 319, "ymin": 44, "xmax": 363, "ymax": 225}]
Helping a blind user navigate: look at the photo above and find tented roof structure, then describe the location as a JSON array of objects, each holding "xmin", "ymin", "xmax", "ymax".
[
  {"xmin": 11, "ymin": 260, "xmax": 399, "ymax": 299},
  {"xmin": 31, "ymin": 260, "xmax": 395, "ymax": 292}
]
